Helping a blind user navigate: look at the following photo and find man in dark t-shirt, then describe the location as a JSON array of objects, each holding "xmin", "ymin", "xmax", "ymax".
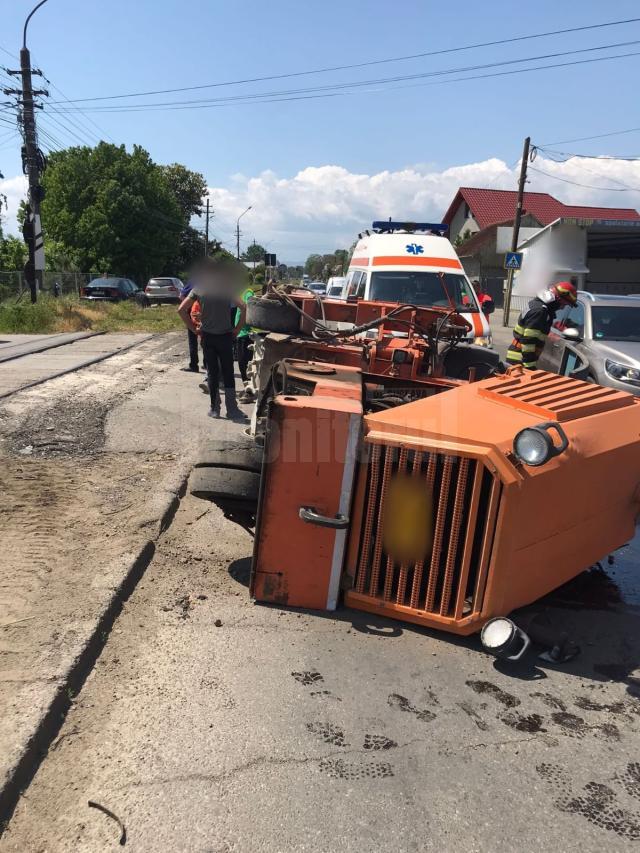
[{"xmin": 178, "ymin": 256, "xmax": 247, "ymax": 420}]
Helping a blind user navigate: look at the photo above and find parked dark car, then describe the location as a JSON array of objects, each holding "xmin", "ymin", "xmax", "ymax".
[{"xmin": 81, "ymin": 278, "xmax": 145, "ymax": 303}]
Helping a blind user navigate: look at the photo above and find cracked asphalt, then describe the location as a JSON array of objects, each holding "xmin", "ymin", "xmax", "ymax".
[{"xmin": 1, "ymin": 472, "xmax": 639, "ymax": 850}]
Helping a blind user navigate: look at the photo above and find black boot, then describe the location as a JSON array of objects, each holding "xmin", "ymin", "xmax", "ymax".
[
  {"xmin": 208, "ymin": 388, "xmax": 220, "ymax": 418},
  {"xmin": 224, "ymin": 387, "xmax": 248, "ymax": 422}
]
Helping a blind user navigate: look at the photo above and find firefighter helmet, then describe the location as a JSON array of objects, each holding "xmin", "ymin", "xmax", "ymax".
[{"xmin": 550, "ymin": 281, "xmax": 578, "ymax": 306}]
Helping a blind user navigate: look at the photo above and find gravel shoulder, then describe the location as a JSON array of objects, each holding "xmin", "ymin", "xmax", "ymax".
[{"xmin": 0, "ymin": 332, "xmax": 247, "ymax": 826}]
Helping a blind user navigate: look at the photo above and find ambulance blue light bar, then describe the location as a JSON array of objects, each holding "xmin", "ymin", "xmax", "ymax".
[{"xmin": 371, "ymin": 221, "xmax": 449, "ymax": 235}]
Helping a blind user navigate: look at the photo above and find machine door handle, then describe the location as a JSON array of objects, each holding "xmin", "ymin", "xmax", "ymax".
[{"xmin": 299, "ymin": 506, "xmax": 349, "ymax": 529}]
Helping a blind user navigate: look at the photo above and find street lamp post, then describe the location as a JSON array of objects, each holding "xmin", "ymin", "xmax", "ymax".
[{"xmin": 236, "ymin": 205, "xmax": 252, "ymax": 260}]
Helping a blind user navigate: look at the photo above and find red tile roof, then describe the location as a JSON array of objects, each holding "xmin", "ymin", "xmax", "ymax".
[{"xmin": 443, "ymin": 187, "xmax": 640, "ymax": 230}]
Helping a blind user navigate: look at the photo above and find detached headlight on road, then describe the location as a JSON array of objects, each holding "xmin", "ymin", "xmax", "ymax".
[
  {"xmin": 513, "ymin": 421, "xmax": 569, "ymax": 467},
  {"xmin": 605, "ymin": 359, "xmax": 640, "ymax": 387}
]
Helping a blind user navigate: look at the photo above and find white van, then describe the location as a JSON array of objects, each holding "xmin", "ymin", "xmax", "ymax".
[
  {"xmin": 344, "ymin": 221, "xmax": 493, "ymax": 343},
  {"xmin": 326, "ymin": 276, "xmax": 346, "ymax": 299}
]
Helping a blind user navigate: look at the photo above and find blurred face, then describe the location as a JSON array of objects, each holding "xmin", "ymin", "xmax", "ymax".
[{"xmin": 190, "ymin": 259, "xmax": 244, "ymax": 300}]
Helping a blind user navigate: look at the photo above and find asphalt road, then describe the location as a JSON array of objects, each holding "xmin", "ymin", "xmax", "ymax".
[
  {"xmin": 2, "ymin": 477, "xmax": 639, "ymax": 850},
  {"xmin": 1, "ymin": 325, "xmax": 639, "ymax": 852}
]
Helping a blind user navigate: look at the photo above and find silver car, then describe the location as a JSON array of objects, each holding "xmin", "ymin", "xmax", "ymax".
[
  {"xmin": 145, "ymin": 276, "xmax": 183, "ymax": 304},
  {"xmin": 306, "ymin": 281, "xmax": 327, "ymax": 297},
  {"xmin": 538, "ymin": 293, "xmax": 640, "ymax": 396}
]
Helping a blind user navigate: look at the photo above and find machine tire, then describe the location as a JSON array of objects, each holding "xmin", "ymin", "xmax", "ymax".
[
  {"xmin": 190, "ymin": 467, "xmax": 260, "ymax": 503},
  {"xmin": 195, "ymin": 445, "xmax": 263, "ymax": 472},
  {"xmin": 246, "ymin": 296, "xmax": 300, "ymax": 335},
  {"xmin": 199, "ymin": 436, "xmax": 255, "ymax": 454}
]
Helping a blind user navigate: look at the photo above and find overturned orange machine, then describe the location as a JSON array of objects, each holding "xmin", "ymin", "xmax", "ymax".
[{"xmin": 250, "ymin": 361, "xmax": 640, "ymax": 635}]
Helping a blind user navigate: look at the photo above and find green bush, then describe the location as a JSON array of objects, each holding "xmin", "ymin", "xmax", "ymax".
[
  {"xmin": 0, "ymin": 295, "xmax": 184, "ymax": 334},
  {"xmin": 0, "ymin": 296, "xmax": 60, "ymax": 333}
]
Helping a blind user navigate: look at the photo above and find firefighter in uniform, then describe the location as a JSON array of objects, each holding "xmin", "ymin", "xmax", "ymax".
[{"xmin": 506, "ymin": 281, "xmax": 578, "ymax": 369}]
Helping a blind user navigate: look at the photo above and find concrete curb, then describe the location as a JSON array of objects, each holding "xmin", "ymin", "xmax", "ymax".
[{"xmin": 0, "ymin": 463, "xmax": 191, "ymax": 832}]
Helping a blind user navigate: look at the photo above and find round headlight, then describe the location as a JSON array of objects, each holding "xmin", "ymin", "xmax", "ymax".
[
  {"xmin": 481, "ymin": 617, "xmax": 515, "ymax": 652},
  {"xmin": 481, "ymin": 617, "xmax": 531, "ymax": 662},
  {"xmin": 513, "ymin": 427, "xmax": 552, "ymax": 466}
]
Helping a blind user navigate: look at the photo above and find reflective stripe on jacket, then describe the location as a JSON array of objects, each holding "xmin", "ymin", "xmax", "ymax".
[{"xmin": 506, "ymin": 298, "xmax": 555, "ymax": 369}]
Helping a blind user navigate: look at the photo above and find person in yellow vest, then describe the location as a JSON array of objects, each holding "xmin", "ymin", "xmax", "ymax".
[{"xmin": 236, "ymin": 284, "xmax": 255, "ymax": 402}]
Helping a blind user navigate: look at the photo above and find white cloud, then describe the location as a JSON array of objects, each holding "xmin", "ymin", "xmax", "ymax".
[
  {"xmin": 4, "ymin": 157, "xmax": 640, "ymax": 263},
  {"xmin": 206, "ymin": 159, "xmax": 515, "ymax": 261},
  {"xmin": 0, "ymin": 175, "xmax": 27, "ymax": 236},
  {"xmin": 205, "ymin": 156, "xmax": 640, "ymax": 262}
]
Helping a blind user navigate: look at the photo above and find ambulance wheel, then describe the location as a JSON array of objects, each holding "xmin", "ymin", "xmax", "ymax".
[
  {"xmin": 190, "ymin": 467, "xmax": 260, "ymax": 504},
  {"xmin": 246, "ymin": 296, "xmax": 300, "ymax": 334}
]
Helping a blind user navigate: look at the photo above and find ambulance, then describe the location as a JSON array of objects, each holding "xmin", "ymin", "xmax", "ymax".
[{"xmin": 342, "ymin": 221, "xmax": 494, "ymax": 344}]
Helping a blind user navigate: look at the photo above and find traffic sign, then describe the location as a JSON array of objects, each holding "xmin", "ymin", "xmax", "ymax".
[{"xmin": 504, "ymin": 252, "xmax": 523, "ymax": 270}]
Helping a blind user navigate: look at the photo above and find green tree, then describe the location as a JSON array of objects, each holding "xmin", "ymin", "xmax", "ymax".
[
  {"xmin": 0, "ymin": 235, "xmax": 26, "ymax": 271},
  {"xmin": 333, "ymin": 249, "xmax": 349, "ymax": 273},
  {"xmin": 160, "ymin": 164, "xmax": 207, "ymax": 220},
  {"xmin": 243, "ymin": 242, "xmax": 266, "ymax": 263},
  {"xmin": 305, "ymin": 249, "xmax": 349, "ymax": 280},
  {"xmin": 40, "ymin": 142, "xmax": 183, "ymax": 281},
  {"xmin": 45, "ymin": 239, "xmax": 81, "ymax": 271},
  {"xmin": 160, "ymin": 164, "xmax": 209, "ymax": 270},
  {"xmin": 304, "ymin": 253, "xmax": 323, "ymax": 278}
]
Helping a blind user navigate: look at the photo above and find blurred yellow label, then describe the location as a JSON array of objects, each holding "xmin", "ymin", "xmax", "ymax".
[{"xmin": 382, "ymin": 473, "xmax": 433, "ymax": 564}]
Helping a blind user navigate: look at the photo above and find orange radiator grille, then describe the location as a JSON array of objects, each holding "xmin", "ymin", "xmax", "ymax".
[{"xmin": 350, "ymin": 443, "xmax": 502, "ymax": 624}]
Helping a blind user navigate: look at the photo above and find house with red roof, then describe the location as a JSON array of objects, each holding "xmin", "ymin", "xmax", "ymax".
[{"xmin": 442, "ymin": 188, "xmax": 640, "ymax": 303}]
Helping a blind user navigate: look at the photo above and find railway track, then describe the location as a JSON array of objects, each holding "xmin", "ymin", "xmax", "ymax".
[{"xmin": 0, "ymin": 333, "xmax": 155, "ymax": 400}]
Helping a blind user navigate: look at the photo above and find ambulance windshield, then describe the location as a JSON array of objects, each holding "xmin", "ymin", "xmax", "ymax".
[{"xmin": 369, "ymin": 271, "xmax": 477, "ymax": 311}]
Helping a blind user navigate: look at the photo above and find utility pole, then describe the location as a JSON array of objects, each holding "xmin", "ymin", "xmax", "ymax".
[
  {"xmin": 3, "ymin": 1, "xmax": 50, "ymax": 303},
  {"xmin": 204, "ymin": 197, "xmax": 210, "ymax": 256},
  {"xmin": 502, "ymin": 136, "xmax": 531, "ymax": 327},
  {"xmin": 236, "ymin": 205, "xmax": 252, "ymax": 260}
]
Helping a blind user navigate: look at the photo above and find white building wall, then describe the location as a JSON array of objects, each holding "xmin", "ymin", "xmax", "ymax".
[
  {"xmin": 449, "ymin": 202, "xmax": 479, "ymax": 241},
  {"xmin": 514, "ymin": 223, "xmax": 588, "ymax": 296}
]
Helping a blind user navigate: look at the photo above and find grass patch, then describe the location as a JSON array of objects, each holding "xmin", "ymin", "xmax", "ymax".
[{"xmin": 0, "ymin": 295, "xmax": 184, "ymax": 334}]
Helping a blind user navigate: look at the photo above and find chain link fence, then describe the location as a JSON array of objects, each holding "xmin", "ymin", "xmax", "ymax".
[{"xmin": 0, "ymin": 271, "xmax": 117, "ymax": 301}]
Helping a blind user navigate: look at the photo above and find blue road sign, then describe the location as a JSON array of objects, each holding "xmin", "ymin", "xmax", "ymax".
[{"xmin": 504, "ymin": 251, "xmax": 523, "ymax": 270}]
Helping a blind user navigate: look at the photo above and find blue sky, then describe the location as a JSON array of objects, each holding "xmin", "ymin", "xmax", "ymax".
[{"xmin": 2, "ymin": 0, "xmax": 640, "ymax": 261}]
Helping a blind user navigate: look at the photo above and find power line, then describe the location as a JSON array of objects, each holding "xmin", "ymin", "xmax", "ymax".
[
  {"xmin": 46, "ymin": 16, "xmax": 640, "ymax": 104},
  {"xmin": 41, "ymin": 108, "xmax": 96, "ymax": 147},
  {"xmin": 35, "ymin": 67, "xmax": 114, "ymax": 144},
  {"xmin": 0, "ymin": 44, "xmax": 18, "ymax": 61},
  {"xmin": 531, "ymin": 147, "xmax": 640, "ymax": 191},
  {"xmin": 537, "ymin": 146, "xmax": 640, "ymax": 161},
  {"xmin": 44, "ymin": 102, "xmax": 101, "ymax": 145},
  {"xmin": 49, "ymin": 48, "xmax": 640, "ymax": 114},
  {"xmin": 529, "ymin": 163, "xmax": 640, "ymax": 192},
  {"xmin": 47, "ymin": 39, "xmax": 640, "ymax": 111},
  {"xmin": 541, "ymin": 127, "xmax": 640, "ymax": 146}
]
